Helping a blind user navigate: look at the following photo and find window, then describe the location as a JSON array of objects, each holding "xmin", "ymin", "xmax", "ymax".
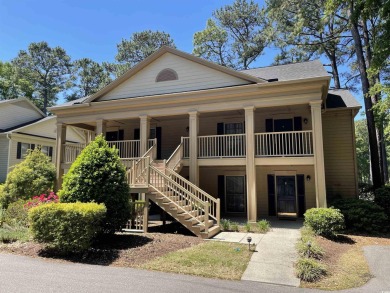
[
  {"xmin": 16, "ymin": 143, "xmax": 53, "ymax": 159},
  {"xmin": 17, "ymin": 142, "xmax": 35, "ymax": 159},
  {"xmin": 156, "ymin": 68, "xmax": 178, "ymax": 82},
  {"xmin": 224, "ymin": 122, "xmax": 244, "ymax": 134}
]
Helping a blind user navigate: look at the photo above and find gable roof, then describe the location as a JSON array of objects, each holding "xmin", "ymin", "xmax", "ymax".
[
  {"xmin": 0, "ymin": 97, "xmax": 45, "ymax": 117},
  {"xmin": 241, "ymin": 60, "xmax": 329, "ymax": 82},
  {"xmin": 83, "ymin": 46, "xmax": 266, "ymax": 103},
  {"xmin": 326, "ymin": 89, "xmax": 361, "ymax": 109}
]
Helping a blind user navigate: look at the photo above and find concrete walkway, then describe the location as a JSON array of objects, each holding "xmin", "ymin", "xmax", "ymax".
[{"xmin": 210, "ymin": 219, "xmax": 302, "ymax": 287}]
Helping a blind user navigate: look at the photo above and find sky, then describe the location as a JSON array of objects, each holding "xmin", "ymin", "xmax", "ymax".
[
  {"xmin": 0, "ymin": 0, "xmax": 364, "ymax": 115},
  {"xmin": 0, "ymin": 0, "xmax": 272, "ymax": 65}
]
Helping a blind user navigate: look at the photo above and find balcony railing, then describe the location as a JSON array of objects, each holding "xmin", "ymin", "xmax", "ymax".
[
  {"xmin": 255, "ymin": 130, "xmax": 313, "ymax": 157},
  {"xmin": 107, "ymin": 140, "xmax": 140, "ymax": 158},
  {"xmin": 62, "ymin": 143, "xmax": 86, "ymax": 164},
  {"xmin": 183, "ymin": 134, "xmax": 246, "ymax": 158}
]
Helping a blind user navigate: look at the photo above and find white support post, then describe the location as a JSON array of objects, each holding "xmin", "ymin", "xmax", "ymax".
[
  {"xmin": 140, "ymin": 115, "xmax": 150, "ymax": 156},
  {"xmin": 189, "ymin": 111, "xmax": 199, "ymax": 185},
  {"xmin": 55, "ymin": 123, "xmax": 67, "ymax": 191},
  {"xmin": 245, "ymin": 106, "xmax": 257, "ymax": 222},
  {"xmin": 96, "ymin": 119, "xmax": 107, "ymax": 136},
  {"xmin": 310, "ymin": 101, "xmax": 327, "ymax": 208}
]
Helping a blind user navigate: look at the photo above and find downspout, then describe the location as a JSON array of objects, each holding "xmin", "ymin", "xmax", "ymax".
[{"xmin": 6, "ymin": 133, "xmax": 12, "ymax": 177}]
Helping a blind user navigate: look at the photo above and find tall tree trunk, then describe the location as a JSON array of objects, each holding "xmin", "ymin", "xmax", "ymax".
[
  {"xmin": 349, "ymin": 14, "xmax": 383, "ymax": 189},
  {"xmin": 329, "ymin": 52, "xmax": 341, "ymax": 89},
  {"xmin": 363, "ymin": 20, "xmax": 389, "ymax": 183},
  {"xmin": 43, "ymin": 87, "xmax": 48, "ymax": 115}
]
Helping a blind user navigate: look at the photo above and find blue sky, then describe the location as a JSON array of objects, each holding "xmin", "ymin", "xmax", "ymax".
[
  {"xmin": 0, "ymin": 0, "xmax": 272, "ymax": 64},
  {"xmin": 0, "ymin": 0, "xmax": 364, "ymax": 115}
]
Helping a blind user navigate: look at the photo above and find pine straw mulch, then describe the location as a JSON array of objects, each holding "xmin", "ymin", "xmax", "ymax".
[
  {"xmin": 301, "ymin": 233, "xmax": 390, "ymax": 290},
  {"xmin": 0, "ymin": 222, "xmax": 203, "ymax": 268}
]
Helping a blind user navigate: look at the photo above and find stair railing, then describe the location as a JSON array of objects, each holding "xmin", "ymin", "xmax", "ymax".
[
  {"xmin": 166, "ymin": 139, "xmax": 183, "ymax": 170},
  {"xmin": 164, "ymin": 168, "xmax": 220, "ymax": 226},
  {"xmin": 149, "ymin": 166, "xmax": 209, "ymax": 233}
]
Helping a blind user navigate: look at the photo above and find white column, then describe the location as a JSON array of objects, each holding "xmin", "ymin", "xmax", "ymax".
[
  {"xmin": 55, "ymin": 123, "xmax": 67, "ymax": 191},
  {"xmin": 96, "ymin": 119, "xmax": 107, "ymax": 136},
  {"xmin": 245, "ymin": 106, "xmax": 257, "ymax": 222},
  {"xmin": 140, "ymin": 115, "xmax": 150, "ymax": 155},
  {"xmin": 189, "ymin": 111, "xmax": 199, "ymax": 185},
  {"xmin": 310, "ymin": 101, "xmax": 327, "ymax": 208}
]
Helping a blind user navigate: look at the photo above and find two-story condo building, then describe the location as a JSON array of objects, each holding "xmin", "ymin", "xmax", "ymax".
[{"xmin": 49, "ymin": 46, "xmax": 361, "ymax": 238}]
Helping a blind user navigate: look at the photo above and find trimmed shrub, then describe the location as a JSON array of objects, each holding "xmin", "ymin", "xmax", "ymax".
[
  {"xmin": 304, "ymin": 208, "xmax": 345, "ymax": 237},
  {"xmin": 59, "ymin": 135, "xmax": 131, "ymax": 233},
  {"xmin": 0, "ymin": 149, "xmax": 55, "ymax": 208},
  {"xmin": 374, "ymin": 186, "xmax": 390, "ymax": 218},
  {"xmin": 296, "ymin": 258, "xmax": 327, "ymax": 282},
  {"xmin": 332, "ymin": 198, "xmax": 388, "ymax": 234},
  {"xmin": 29, "ymin": 202, "xmax": 106, "ymax": 253},
  {"xmin": 4, "ymin": 199, "xmax": 29, "ymax": 228}
]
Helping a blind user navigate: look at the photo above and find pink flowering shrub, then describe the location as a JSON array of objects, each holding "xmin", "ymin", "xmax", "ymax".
[{"xmin": 24, "ymin": 192, "xmax": 59, "ymax": 210}]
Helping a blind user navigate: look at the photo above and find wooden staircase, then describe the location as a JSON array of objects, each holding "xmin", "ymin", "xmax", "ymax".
[{"xmin": 126, "ymin": 142, "xmax": 221, "ymax": 239}]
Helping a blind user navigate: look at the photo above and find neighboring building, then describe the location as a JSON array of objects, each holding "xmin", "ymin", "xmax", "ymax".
[
  {"xmin": 0, "ymin": 98, "xmax": 86, "ymax": 182},
  {"xmin": 49, "ymin": 46, "xmax": 361, "ymax": 238}
]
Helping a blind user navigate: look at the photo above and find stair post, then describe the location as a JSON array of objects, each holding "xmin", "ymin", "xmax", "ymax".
[
  {"xmin": 204, "ymin": 202, "xmax": 209, "ymax": 234},
  {"xmin": 216, "ymin": 198, "xmax": 221, "ymax": 226}
]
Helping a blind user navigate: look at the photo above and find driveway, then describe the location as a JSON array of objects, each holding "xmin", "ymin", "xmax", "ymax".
[{"xmin": 0, "ymin": 245, "xmax": 388, "ymax": 292}]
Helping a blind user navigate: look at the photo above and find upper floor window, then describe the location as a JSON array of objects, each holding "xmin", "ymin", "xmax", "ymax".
[{"xmin": 156, "ymin": 68, "xmax": 178, "ymax": 82}]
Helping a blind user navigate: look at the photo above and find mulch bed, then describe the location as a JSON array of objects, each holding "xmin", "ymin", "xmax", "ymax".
[{"xmin": 0, "ymin": 222, "xmax": 203, "ymax": 267}]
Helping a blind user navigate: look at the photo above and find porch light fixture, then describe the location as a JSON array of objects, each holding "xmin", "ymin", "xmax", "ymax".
[
  {"xmin": 247, "ymin": 236, "xmax": 252, "ymax": 251},
  {"xmin": 303, "ymin": 118, "xmax": 308, "ymax": 124},
  {"xmin": 306, "ymin": 175, "xmax": 311, "ymax": 182}
]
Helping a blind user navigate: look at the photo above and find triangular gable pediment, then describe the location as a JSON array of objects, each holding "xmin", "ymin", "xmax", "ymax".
[{"xmin": 87, "ymin": 46, "xmax": 264, "ymax": 103}]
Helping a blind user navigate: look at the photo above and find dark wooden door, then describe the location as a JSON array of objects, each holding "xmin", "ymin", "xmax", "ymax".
[
  {"xmin": 225, "ymin": 176, "xmax": 246, "ymax": 213},
  {"xmin": 276, "ymin": 176, "xmax": 296, "ymax": 214}
]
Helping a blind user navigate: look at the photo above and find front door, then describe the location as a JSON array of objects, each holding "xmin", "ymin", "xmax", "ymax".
[
  {"xmin": 225, "ymin": 176, "xmax": 246, "ymax": 213},
  {"xmin": 276, "ymin": 176, "xmax": 296, "ymax": 214}
]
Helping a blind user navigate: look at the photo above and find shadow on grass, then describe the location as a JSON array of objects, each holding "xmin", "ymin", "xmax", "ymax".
[{"xmin": 38, "ymin": 234, "xmax": 153, "ymax": 266}]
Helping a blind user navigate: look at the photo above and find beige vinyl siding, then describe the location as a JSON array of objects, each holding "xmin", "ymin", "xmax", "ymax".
[
  {"xmin": 8, "ymin": 136, "xmax": 56, "ymax": 175},
  {"xmin": 256, "ymin": 165, "xmax": 316, "ymax": 217},
  {"xmin": 98, "ymin": 52, "xmax": 250, "ymax": 101},
  {"xmin": 0, "ymin": 101, "xmax": 43, "ymax": 130},
  {"xmin": 322, "ymin": 110, "xmax": 358, "ymax": 199},
  {"xmin": 0, "ymin": 135, "xmax": 10, "ymax": 182},
  {"xmin": 18, "ymin": 117, "xmax": 84, "ymax": 143}
]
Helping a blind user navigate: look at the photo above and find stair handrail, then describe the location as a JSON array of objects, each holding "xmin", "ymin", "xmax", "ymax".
[
  {"xmin": 166, "ymin": 139, "xmax": 183, "ymax": 170},
  {"xmin": 164, "ymin": 168, "xmax": 220, "ymax": 225},
  {"xmin": 142, "ymin": 138, "xmax": 157, "ymax": 162},
  {"xmin": 125, "ymin": 157, "xmax": 150, "ymax": 186},
  {"xmin": 149, "ymin": 166, "xmax": 208, "ymax": 230}
]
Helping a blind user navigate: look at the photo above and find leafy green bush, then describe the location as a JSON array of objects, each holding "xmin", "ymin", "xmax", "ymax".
[
  {"xmin": 0, "ymin": 208, "xmax": 5, "ymax": 227},
  {"xmin": 304, "ymin": 208, "xmax": 345, "ymax": 237},
  {"xmin": 332, "ymin": 198, "xmax": 388, "ymax": 234},
  {"xmin": 59, "ymin": 135, "xmax": 131, "ymax": 233},
  {"xmin": 374, "ymin": 186, "xmax": 390, "ymax": 218},
  {"xmin": 244, "ymin": 222, "xmax": 251, "ymax": 232},
  {"xmin": 296, "ymin": 258, "xmax": 327, "ymax": 282},
  {"xmin": 297, "ymin": 227, "xmax": 324, "ymax": 260},
  {"xmin": 0, "ymin": 149, "xmax": 55, "ymax": 208},
  {"xmin": 220, "ymin": 219, "xmax": 231, "ymax": 231},
  {"xmin": 29, "ymin": 202, "xmax": 106, "ymax": 253},
  {"xmin": 4, "ymin": 199, "xmax": 29, "ymax": 228},
  {"xmin": 257, "ymin": 219, "xmax": 271, "ymax": 233}
]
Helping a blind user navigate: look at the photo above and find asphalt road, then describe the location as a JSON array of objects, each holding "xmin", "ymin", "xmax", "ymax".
[{"xmin": 0, "ymin": 246, "xmax": 389, "ymax": 293}]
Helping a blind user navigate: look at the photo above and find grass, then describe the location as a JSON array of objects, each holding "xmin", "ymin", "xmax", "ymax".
[
  {"xmin": 0, "ymin": 226, "xmax": 29, "ymax": 243},
  {"xmin": 141, "ymin": 241, "xmax": 252, "ymax": 280},
  {"xmin": 220, "ymin": 219, "xmax": 271, "ymax": 233}
]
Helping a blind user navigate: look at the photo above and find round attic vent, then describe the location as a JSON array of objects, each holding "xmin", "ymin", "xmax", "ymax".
[{"xmin": 156, "ymin": 68, "xmax": 178, "ymax": 82}]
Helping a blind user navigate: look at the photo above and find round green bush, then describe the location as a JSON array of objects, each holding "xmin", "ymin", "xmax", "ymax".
[
  {"xmin": 304, "ymin": 208, "xmax": 345, "ymax": 237},
  {"xmin": 59, "ymin": 135, "xmax": 131, "ymax": 233},
  {"xmin": 332, "ymin": 198, "xmax": 388, "ymax": 234},
  {"xmin": 29, "ymin": 202, "xmax": 106, "ymax": 253},
  {"xmin": 0, "ymin": 149, "xmax": 55, "ymax": 208},
  {"xmin": 296, "ymin": 257, "xmax": 327, "ymax": 282}
]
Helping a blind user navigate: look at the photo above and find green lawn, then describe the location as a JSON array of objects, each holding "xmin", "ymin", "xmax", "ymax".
[{"xmin": 141, "ymin": 241, "xmax": 252, "ymax": 280}]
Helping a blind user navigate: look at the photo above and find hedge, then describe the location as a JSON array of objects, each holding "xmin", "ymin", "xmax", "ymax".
[
  {"xmin": 304, "ymin": 208, "xmax": 345, "ymax": 237},
  {"xmin": 29, "ymin": 202, "xmax": 106, "ymax": 253}
]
